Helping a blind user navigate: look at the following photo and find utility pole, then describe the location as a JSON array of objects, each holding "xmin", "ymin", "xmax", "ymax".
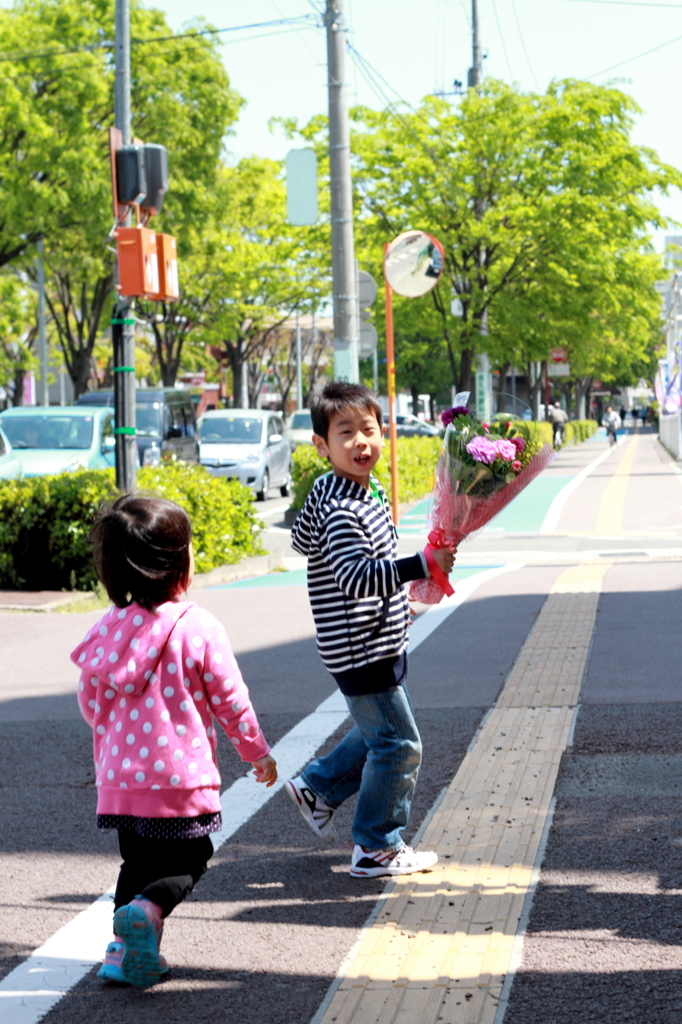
[
  {"xmin": 113, "ymin": 0, "xmax": 136, "ymax": 491},
  {"xmin": 467, "ymin": 0, "xmax": 483, "ymax": 88},
  {"xmin": 295, "ymin": 312, "xmax": 303, "ymax": 410},
  {"xmin": 36, "ymin": 239, "xmax": 48, "ymax": 407},
  {"xmin": 324, "ymin": 0, "xmax": 359, "ymax": 383}
]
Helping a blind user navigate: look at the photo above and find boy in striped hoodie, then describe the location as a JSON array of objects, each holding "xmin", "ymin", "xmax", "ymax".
[{"xmin": 287, "ymin": 382, "xmax": 455, "ymax": 877}]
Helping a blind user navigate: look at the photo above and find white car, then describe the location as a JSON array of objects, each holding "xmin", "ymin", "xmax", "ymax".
[
  {"xmin": 0, "ymin": 425, "xmax": 21, "ymax": 479},
  {"xmin": 198, "ymin": 409, "xmax": 291, "ymax": 500},
  {"xmin": 286, "ymin": 410, "xmax": 314, "ymax": 450}
]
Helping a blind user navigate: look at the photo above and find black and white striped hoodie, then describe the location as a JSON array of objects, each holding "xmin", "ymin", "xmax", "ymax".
[{"xmin": 291, "ymin": 472, "xmax": 427, "ymax": 675}]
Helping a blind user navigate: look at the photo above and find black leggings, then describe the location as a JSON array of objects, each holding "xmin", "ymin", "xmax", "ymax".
[{"xmin": 114, "ymin": 829, "xmax": 214, "ymax": 919}]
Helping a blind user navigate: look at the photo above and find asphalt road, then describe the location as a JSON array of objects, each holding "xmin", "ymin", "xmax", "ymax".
[{"xmin": 1, "ymin": 424, "xmax": 681, "ymax": 1024}]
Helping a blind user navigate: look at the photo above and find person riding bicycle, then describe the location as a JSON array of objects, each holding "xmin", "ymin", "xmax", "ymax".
[
  {"xmin": 602, "ymin": 405, "xmax": 620, "ymax": 446},
  {"xmin": 548, "ymin": 402, "xmax": 568, "ymax": 448}
]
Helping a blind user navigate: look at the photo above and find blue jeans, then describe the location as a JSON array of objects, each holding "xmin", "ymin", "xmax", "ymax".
[{"xmin": 301, "ymin": 684, "xmax": 422, "ymax": 851}]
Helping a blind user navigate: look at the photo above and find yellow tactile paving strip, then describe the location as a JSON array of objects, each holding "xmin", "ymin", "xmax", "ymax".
[
  {"xmin": 319, "ymin": 563, "xmax": 611, "ymax": 1024},
  {"xmin": 594, "ymin": 435, "xmax": 639, "ymax": 536}
]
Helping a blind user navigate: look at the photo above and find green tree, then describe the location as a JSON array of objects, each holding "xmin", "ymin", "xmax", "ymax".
[
  {"xmin": 299, "ymin": 79, "xmax": 678, "ymax": 396},
  {"xmin": 172, "ymin": 157, "xmax": 330, "ymax": 406},
  {"xmin": 0, "ymin": 270, "xmax": 38, "ymax": 405},
  {"xmin": 1, "ymin": 0, "xmax": 242, "ymax": 396}
]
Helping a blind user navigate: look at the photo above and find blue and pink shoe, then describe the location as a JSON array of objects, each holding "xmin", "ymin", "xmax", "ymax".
[{"xmin": 109, "ymin": 897, "xmax": 167, "ymax": 988}]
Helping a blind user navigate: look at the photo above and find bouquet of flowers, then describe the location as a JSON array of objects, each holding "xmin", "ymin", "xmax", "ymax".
[{"xmin": 410, "ymin": 396, "xmax": 554, "ymax": 604}]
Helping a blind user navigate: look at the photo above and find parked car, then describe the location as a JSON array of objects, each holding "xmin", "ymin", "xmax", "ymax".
[
  {"xmin": 0, "ymin": 424, "xmax": 22, "ymax": 479},
  {"xmin": 198, "ymin": 409, "xmax": 291, "ymax": 500},
  {"xmin": 395, "ymin": 414, "xmax": 441, "ymax": 438},
  {"xmin": 286, "ymin": 409, "xmax": 314, "ymax": 450},
  {"xmin": 76, "ymin": 388, "xmax": 199, "ymax": 466},
  {"xmin": 0, "ymin": 406, "xmax": 115, "ymax": 477}
]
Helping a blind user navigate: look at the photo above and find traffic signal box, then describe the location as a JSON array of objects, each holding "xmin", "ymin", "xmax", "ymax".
[
  {"xmin": 115, "ymin": 229, "xmax": 179, "ymax": 302},
  {"xmin": 115, "ymin": 227, "xmax": 159, "ymax": 299},
  {"xmin": 155, "ymin": 233, "xmax": 179, "ymax": 301},
  {"xmin": 110, "ymin": 129, "xmax": 177, "ymax": 301}
]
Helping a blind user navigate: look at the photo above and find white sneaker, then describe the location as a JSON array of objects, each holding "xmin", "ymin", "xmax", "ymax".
[
  {"xmin": 286, "ymin": 776, "xmax": 335, "ymax": 838},
  {"xmin": 349, "ymin": 844, "xmax": 438, "ymax": 878}
]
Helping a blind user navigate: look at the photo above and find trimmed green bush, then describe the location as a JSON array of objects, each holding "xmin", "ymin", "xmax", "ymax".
[
  {"xmin": 0, "ymin": 463, "xmax": 264, "ymax": 591},
  {"xmin": 291, "ymin": 436, "xmax": 442, "ymax": 511},
  {"xmin": 532, "ymin": 419, "xmax": 599, "ymax": 447},
  {"xmin": 290, "ymin": 420, "xmax": 599, "ymax": 512}
]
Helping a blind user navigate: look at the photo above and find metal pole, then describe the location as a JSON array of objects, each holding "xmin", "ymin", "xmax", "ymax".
[
  {"xmin": 325, "ymin": 0, "xmax": 359, "ymax": 384},
  {"xmin": 384, "ymin": 248, "xmax": 399, "ymax": 525},
  {"xmin": 36, "ymin": 239, "xmax": 48, "ymax": 407},
  {"xmin": 467, "ymin": 0, "xmax": 483, "ymax": 88},
  {"xmin": 373, "ymin": 348, "xmax": 378, "ymax": 394},
  {"xmin": 114, "ymin": 0, "xmax": 136, "ymax": 491},
  {"xmin": 241, "ymin": 361, "xmax": 249, "ymax": 409},
  {"xmin": 296, "ymin": 311, "xmax": 303, "ymax": 410}
]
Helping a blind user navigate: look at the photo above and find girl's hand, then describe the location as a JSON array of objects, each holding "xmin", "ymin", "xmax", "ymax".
[{"xmin": 251, "ymin": 754, "xmax": 278, "ymax": 787}]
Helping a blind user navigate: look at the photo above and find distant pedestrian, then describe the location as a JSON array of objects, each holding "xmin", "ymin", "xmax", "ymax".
[
  {"xmin": 548, "ymin": 401, "xmax": 568, "ymax": 448},
  {"xmin": 70, "ymin": 496, "xmax": 276, "ymax": 988},
  {"xmin": 602, "ymin": 405, "xmax": 620, "ymax": 445},
  {"xmin": 620, "ymin": 406, "xmax": 627, "ymax": 426},
  {"xmin": 287, "ymin": 382, "xmax": 455, "ymax": 878}
]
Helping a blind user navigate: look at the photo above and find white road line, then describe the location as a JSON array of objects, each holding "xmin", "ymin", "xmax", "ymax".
[
  {"xmin": 255, "ymin": 503, "xmax": 291, "ymax": 520},
  {"xmin": 539, "ymin": 443, "xmax": 620, "ymax": 534},
  {"xmin": 0, "ymin": 563, "xmax": 518, "ymax": 1023}
]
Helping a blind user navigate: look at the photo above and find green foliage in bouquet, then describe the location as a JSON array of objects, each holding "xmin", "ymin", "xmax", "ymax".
[{"xmin": 0, "ymin": 464, "xmax": 263, "ymax": 591}]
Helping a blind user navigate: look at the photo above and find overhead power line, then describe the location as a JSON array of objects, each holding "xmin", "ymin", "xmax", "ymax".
[
  {"xmin": 553, "ymin": 0, "xmax": 682, "ymax": 7},
  {"xmin": 510, "ymin": 0, "xmax": 540, "ymax": 88},
  {"xmin": 587, "ymin": 30, "xmax": 682, "ymax": 76},
  {"xmin": 0, "ymin": 15, "xmax": 315, "ymax": 65}
]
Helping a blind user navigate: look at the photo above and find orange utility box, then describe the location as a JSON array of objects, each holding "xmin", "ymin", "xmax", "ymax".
[
  {"xmin": 115, "ymin": 226, "xmax": 160, "ymax": 298},
  {"xmin": 155, "ymin": 233, "xmax": 179, "ymax": 301}
]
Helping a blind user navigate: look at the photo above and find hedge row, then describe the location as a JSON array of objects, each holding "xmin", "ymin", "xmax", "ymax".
[
  {"xmin": 533, "ymin": 419, "xmax": 599, "ymax": 447},
  {"xmin": 0, "ymin": 463, "xmax": 264, "ymax": 591},
  {"xmin": 291, "ymin": 435, "xmax": 443, "ymax": 511},
  {"xmin": 291, "ymin": 420, "xmax": 600, "ymax": 512}
]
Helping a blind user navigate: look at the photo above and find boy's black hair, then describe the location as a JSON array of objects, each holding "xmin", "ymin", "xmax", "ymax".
[
  {"xmin": 89, "ymin": 494, "xmax": 192, "ymax": 610},
  {"xmin": 309, "ymin": 381, "xmax": 383, "ymax": 440}
]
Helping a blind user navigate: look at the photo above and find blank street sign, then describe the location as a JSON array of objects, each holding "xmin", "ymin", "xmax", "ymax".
[{"xmin": 286, "ymin": 149, "xmax": 318, "ymax": 226}]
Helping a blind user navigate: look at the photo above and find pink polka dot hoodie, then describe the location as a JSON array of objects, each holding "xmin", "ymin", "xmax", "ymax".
[{"xmin": 70, "ymin": 600, "xmax": 270, "ymax": 819}]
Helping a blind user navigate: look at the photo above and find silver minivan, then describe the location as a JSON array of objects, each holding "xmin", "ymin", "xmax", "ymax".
[{"xmin": 198, "ymin": 409, "xmax": 291, "ymax": 500}]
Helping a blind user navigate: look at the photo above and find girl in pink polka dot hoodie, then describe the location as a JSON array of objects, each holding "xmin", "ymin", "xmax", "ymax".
[{"xmin": 71, "ymin": 494, "xmax": 277, "ymax": 988}]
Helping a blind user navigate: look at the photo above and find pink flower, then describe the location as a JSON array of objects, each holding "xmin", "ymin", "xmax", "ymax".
[
  {"xmin": 495, "ymin": 439, "xmax": 516, "ymax": 461},
  {"xmin": 466, "ymin": 436, "xmax": 499, "ymax": 464},
  {"xmin": 512, "ymin": 459, "xmax": 522, "ymax": 472},
  {"xmin": 482, "ymin": 423, "xmax": 489, "ymax": 432},
  {"xmin": 511, "ymin": 436, "xmax": 526, "ymax": 452}
]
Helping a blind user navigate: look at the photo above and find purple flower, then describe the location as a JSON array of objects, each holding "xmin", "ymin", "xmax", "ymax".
[
  {"xmin": 441, "ymin": 405, "xmax": 471, "ymax": 427},
  {"xmin": 511, "ymin": 436, "xmax": 526, "ymax": 452},
  {"xmin": 465, "ymin": 436, "xmax": 499, "ymax": 464},
  {"xmin": 495, "ymin": 439, "xmax": 516, "ymax": 461}
]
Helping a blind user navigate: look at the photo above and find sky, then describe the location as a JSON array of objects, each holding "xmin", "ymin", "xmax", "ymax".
[{"xmin": 152, "ymin": 0, "xmax": 682, "ymax": 253}]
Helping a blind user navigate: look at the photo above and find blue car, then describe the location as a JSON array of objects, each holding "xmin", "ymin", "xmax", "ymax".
[{"xmin": 0, "ymin": 406, "xmax": 116, "ymax": 477}]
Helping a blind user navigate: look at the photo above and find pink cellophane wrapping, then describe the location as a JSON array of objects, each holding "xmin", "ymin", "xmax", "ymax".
[{"xmin": 409, "ymin": 442, "xmax": 554, "ymax": 604}]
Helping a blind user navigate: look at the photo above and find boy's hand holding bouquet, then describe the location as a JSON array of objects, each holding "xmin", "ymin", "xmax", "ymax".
[{"xmin": 412, "ymin": 395, "xmax": 554, "ymax": 604}]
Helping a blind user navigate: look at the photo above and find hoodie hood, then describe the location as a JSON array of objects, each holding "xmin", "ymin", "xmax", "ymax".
[{"xmin": 70, "ymin": 600, "xmax": 193, "ymax": 697}]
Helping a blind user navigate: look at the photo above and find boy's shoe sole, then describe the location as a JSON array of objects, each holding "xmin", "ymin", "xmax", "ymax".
[
  {"xmin": 349, "ymin": 845, "xmax": 439, "ymax": 878},
  {"xmin": 113, "ymin": 904, "xmax": 163, "ymax": 988},
  {"xmin": 286, "ymin": 777, "xmax": 335, "ymax": 838}
]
